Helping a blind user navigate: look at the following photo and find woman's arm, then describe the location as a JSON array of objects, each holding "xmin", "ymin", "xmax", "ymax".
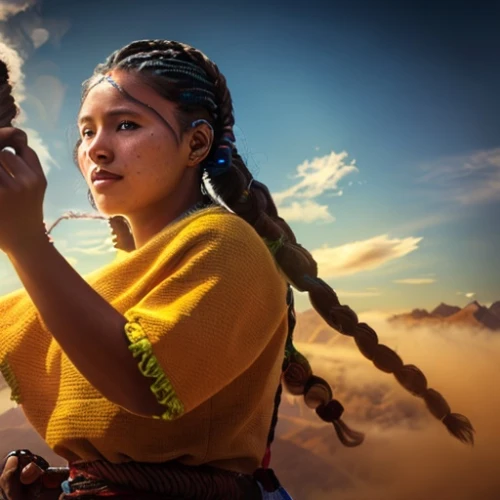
[
  {"xmin": 0, "ymin": 127, "xmax": 158, "ymax": 416},
  {"xmin": 6, "ymin": 234, "xmax": 164, "ymax": 418}
]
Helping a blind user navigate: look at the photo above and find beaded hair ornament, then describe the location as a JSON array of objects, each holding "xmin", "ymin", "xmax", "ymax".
[{"xmin": 88, "ymin": 59, "xmax": 236, "ymax": 179}]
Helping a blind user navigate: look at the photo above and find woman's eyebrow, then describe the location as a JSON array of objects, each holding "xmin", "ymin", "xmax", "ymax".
[{"xmin": 78, "ymin": 108, "xmax": 143, "ymax": 125}]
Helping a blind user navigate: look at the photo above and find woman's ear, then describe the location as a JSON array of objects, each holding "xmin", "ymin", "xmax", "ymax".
[{"xmin": 187, "ymin": 121, "xmax": 214, "ymax": 167}]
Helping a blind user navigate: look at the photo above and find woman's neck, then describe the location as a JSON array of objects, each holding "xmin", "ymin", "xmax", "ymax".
[{"xmin": 127, "ymin": 195, "xmax": 209, "ymax": 250}]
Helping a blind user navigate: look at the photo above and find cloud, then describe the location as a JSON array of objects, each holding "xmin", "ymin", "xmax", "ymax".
[
  {"xmin": 310, "ymin": 234, "xmax": 423, "ymax": 278},
  {"xmin": 272, "ymin": 315, "xmax": 500, "ymax": 499},
  {"xmin": 0, "ymin": 24, "xmax": 60, "ymax": 175},
  {"xmin": 0, "ymin": 0, "xmax": 35, "ymax": 20},
  {"xmin": 0, "ymin": 2, "xmax": 70, "ymax": 173},
  {"xmin": 393, "ymin": 278, "xmax": 436, "ymax": 285},
  {"xmin": 272, "ymin": 151, "xmax": 358, "ymax": 223},
  {"xmin": 465, "ymin": 292, "xmax": 476, "ymax": 298},
  {"xmin": 0, "ymin": 2, "xmax": 70, "ymax": 49},
  {"xmin": 0, "ymin": 40, "xmax": 58, "ymax": 175},
  {"xmin": 417, "ymin": 147, "xmax": 500, "ymax": 205},
  {"xmin": 24, "ymin": 127, "xmax": 59, "ymax": 174},
  {"xmin": 30, "ymin": 27, "xmax": 49, "ymax": 48},
  {"xmin": 294, "ymin": 288, "xmax": 382, "ymax": 300},
  {"xmin": 277, "ymin": 200, "xmax": 335, "ymax": 223}
]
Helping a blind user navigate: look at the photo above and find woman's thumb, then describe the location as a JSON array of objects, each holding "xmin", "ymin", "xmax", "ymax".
[{"xmin": 20, "ymin": 462, "xmax": 43, "ymax": 485}]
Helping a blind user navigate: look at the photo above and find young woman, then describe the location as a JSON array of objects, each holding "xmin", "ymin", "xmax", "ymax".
[{"xmin": 0, "ymin": 40, "xmax": 474, "ymax": 499}]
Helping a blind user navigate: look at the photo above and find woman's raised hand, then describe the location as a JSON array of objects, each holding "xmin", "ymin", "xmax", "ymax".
[
  {"xmin": 0, "ymin": 455, "xmax": 45, "ymax": 500},
  {"xmin": 0, "ymin": 127, "xmax": 48, "ymax": 253}
]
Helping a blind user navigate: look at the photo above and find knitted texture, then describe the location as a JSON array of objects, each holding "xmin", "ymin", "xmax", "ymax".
[
  {"xmin": 124, "ymin": 319, "xmax": 185, "ymax": 420},
  {"xmin": 0, "ymin": 206, "xmax": 288, "ymax": 474}
]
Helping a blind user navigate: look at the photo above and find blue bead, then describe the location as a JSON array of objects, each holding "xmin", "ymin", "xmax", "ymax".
[{"xmin": 61, "ymin": 480, "xmax": 72, "ymax": 493}]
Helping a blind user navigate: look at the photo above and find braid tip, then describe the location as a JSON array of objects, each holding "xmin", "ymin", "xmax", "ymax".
[
  {"xmin": 442, "ymin": 413, "xmax": 475, "ymax": 446},
  {"xmin": 332, "ymin": 419, "xmax": 365, "ymax": 447}
]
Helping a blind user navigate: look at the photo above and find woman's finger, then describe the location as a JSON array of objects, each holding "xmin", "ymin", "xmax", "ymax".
[
  {"xmin": 0, "ymin": 128, "xmax": 27, "ymax": 154},
  {"xmin": 0, "ymin": 127, "xmax": 44, "ymax": 178},
  {"xmin": 20, "ymin": 462, "xmax": 44, "ymax": 485},
  {"xmin": 0, "ymin": 148, "xmax": 36, "ymax": 185},
  {"xmin": 0, "ymin": 455, "xmax": 20, "ymax": 498},
  {"xmin": 0, "ymin": 163, "xmax": 19, "ymax": 194},
  {"xmin": 1, "ymin": 455, "xmax": 19, "ymax": 478},
  {"xmin": 0, "ymin": 152, "xmax": 23, "ymax": 190},
  {"xmin": 0, "ymin": 150, "xmax": 15, "ymax": 179}
]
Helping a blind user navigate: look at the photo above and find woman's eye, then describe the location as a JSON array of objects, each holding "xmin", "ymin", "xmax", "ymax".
[
  {"xmin": 80, "ymin": 121, "xmax": 138, "ymax": 138},
  {"xmin": 118, "ymin": 120, "xmax": 139, "ymax": 131}
]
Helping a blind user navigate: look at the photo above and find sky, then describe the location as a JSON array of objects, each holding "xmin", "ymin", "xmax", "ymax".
[{"xmin": 0, "ymin": 0, "xmax": 499, "ymax": 315}]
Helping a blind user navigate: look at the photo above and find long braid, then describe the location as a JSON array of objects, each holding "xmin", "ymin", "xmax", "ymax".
[{"xmin": 148, "ymin": 41, "xmax": 475, "ymax": 448}]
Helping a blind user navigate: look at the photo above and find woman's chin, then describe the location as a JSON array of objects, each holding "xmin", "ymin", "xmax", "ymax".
[{"xmin": 92, "ymin": 199, "xmax": 128, "ymax": 217}]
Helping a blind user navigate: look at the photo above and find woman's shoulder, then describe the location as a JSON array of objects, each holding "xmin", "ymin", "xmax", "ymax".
[
  {"xmin": 183, "ymin": 206, "xmax": 268, "ymax": 247},
  {"xmin": 180, "ymin": 205, "xmax": 282, "ymax": 272}
]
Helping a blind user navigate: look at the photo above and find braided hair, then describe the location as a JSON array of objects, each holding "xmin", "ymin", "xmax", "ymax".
[
  {"xmin": 1, "ymin": 44, "xmax": 475, "ymax": 466},
  {"xmin": 0, "ymin": 60, "xmax": 19, "ymax": 126}
]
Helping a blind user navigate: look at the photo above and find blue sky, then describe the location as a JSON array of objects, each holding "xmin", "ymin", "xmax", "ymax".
[{"xmin": 0, "ymin": 0, "xmax": 498, "ymax": 314}]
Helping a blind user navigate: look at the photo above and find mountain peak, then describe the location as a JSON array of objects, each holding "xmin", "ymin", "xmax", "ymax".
[
  {"xmin": 489, "ymin": 301, "xmax": 500, "ymax": 319},
  {"xmin": 464, "ymin": 300, "xmax": 482, "ymax": 311},
  {"xmin": 386, "ymin": 299, "xmax": 500, "ymax": 332},
  {"xmin": 431, "ymin": 303, "xmax": 461, "ymax": 317}
]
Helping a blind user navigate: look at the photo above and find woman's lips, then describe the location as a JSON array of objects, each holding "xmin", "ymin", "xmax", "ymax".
[
  {"xmin": 92, "ymin": 178, "xmax": 123, "ymax": 191},
  {"xmin": 91, "ymin": 167, "xmax": 124, "ymax": 182}
]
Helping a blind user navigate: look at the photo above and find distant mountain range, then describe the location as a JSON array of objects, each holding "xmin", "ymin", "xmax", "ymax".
[
  {"xmin": 387, "ymin": 300, "xmax": 500, "ymax": 331},
  {"xmin": 288, "ymin": 300, "xmax": 500, "ymax": 347}
]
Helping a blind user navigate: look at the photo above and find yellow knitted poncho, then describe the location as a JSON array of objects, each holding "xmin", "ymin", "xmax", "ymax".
[{"xmin": 0, "ymin": 206, "xmax": 288, "ymax": 474}]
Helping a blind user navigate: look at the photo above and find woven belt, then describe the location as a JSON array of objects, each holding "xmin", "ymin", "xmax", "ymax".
[{"xmin": 0, "ymin": 450, "xmax": 288, "ymax": 499}]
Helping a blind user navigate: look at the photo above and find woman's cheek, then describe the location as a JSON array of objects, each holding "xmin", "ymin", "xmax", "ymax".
[{"xmin": 77, "ymin": 153, "xmax": 87, "ymax": 176}]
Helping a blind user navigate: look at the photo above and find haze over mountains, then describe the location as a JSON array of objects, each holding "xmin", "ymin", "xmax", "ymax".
[
  {"xmin": 1, "ymin": 303, "xmax": 500, "ymax": 499},
  {"xmin": 388, "ymin": 300, "xmax": 500, "ymax": 331}
]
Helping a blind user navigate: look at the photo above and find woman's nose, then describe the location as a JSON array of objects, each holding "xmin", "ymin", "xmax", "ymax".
[{"xmin": 87, "ymin": 133, "xmax": 114, "ymax": 165}]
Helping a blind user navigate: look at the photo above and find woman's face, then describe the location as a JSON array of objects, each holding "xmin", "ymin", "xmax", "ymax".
[{"xmin": 77, "ymin": 70, "xmax": 195, "ymax": 219}]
